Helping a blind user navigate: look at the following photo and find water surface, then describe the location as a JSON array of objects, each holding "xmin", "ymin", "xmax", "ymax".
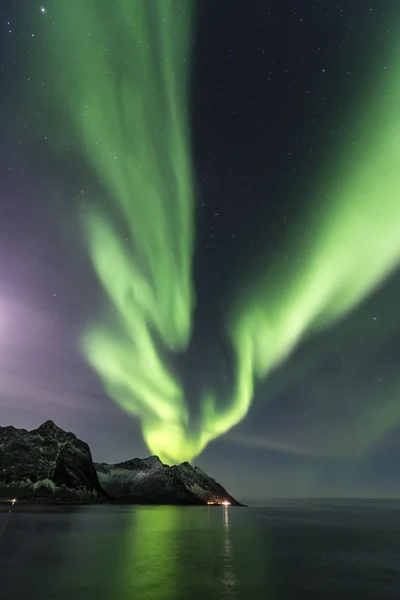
[{"xmin": 1, "ymin": 499, "xmax": 400, "ymax": 599}]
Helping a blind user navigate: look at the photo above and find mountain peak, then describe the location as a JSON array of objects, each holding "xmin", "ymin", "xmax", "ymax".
[
  {"xmin": 38, "ymin": 419, "xmax": 61, "ymax": 430},
  {"xmin": 144, "ymin": 455, "xmax": 162, "ymax": 465},
  {"xmin": 35, "ymin": 420, "xmax": 76, "ymax": 439}
]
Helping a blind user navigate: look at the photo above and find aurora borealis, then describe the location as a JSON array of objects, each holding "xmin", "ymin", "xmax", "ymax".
[
  {"xmin": 45, "ymin": 0, "xmax": 400, "ymax": 464},
  {"xmin": 223, "ymin": 45, "xmax": 400, "ymax": 441},
  {"xmin": 1, "ymin": 0, "xmax": 400, "ymax": 496},
  {"xmin": 48, "ymin": 0, "xmax": 197, "ymax": 464}
]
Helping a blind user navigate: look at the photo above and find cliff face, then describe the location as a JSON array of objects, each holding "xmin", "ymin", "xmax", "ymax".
[
  {"xmin": 0, "ymin": 421, "xmax": 105, "ymax": 501},
  {"xmin": 0, "ymin": 420, "xmax": 241, "ymax": 505},
  {"xmin": 95, "ymin": 457, "xmax": 242, "ymax": 506}
]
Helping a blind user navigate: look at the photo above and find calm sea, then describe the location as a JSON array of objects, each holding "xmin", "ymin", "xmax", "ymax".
[{"xmin": 1, "ymin": 499, "xmax": 400, "ymax": 599}]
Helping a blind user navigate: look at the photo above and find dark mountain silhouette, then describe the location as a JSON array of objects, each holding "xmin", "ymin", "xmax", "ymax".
[{"xmin": 0, "ymin": 421, "xmax": 242, "ymax": 505}]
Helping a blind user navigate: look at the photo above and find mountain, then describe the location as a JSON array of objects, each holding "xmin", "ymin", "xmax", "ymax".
[
  {"xmin": 95, "ymin": 457, "xmax": 242, "ymax": 505},
  {"xmin": 0, "ymin": 420, "xmax": 105, "ymax": 502},
  {"xmin": 0, "ymin": 420, "xmax": 242, "ymax": 505}
]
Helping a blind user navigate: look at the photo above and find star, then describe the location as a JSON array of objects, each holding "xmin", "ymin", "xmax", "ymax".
[{"xmin": 40, "ymin": 6, "xmax": 47, "ymax": 14}]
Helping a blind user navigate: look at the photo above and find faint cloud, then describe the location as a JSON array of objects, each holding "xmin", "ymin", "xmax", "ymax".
[{"xmin": 226, "ymin": 431, "xmax": 323, "ymax": 458}]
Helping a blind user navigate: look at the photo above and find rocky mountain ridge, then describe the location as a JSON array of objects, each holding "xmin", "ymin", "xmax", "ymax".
[
  {"xmin": 0, "ymin": 421, "xmax": 241, "ymax": 505},
  {"xmin": 0, "ymin": 420, "xmax": 104, "ymax": 502},
  {"xmin": 96, "ymin": 456, "xmax": 241, "ymax": 505}
]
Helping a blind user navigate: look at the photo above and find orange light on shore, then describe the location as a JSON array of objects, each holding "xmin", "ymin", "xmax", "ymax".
[{"xmin": 10, "ymin": 498, "xmax": 17, "ymax": 505}]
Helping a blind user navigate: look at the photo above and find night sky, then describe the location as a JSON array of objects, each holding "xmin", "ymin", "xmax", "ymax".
[{"xmin": 1, "ymin": 0, "xmax": 400, "ymax": 500}]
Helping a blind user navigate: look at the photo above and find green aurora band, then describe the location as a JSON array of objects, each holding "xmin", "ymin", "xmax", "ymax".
[
  {"xmin": 49, "ymin": 1, "xmax": 400, "ymax": 464},
  {"xmin": 215, "ymin": 55, "xmax": 400, "ymax": 447},
  {"xmin": 50, "ymin": 0, "xmax": 197, "ymax": 464}
]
